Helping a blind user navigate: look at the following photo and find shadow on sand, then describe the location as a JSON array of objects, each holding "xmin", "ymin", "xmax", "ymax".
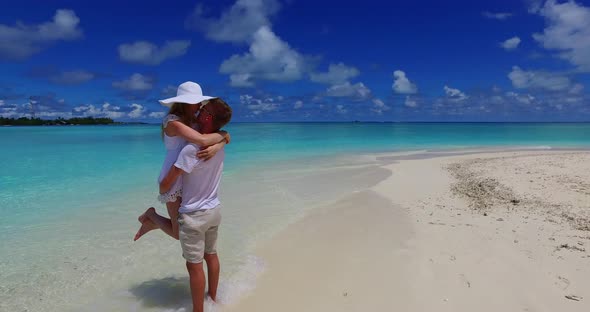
[{"xmin": 129, "ymin": 276, "xmax": 192, "ymax": 309}]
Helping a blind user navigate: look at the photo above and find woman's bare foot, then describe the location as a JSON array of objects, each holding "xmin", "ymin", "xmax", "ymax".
[
  {"xmin": 137, "ymin": 207, "xmax": 156, "ymax": 223},
  {"xmin": 134, "ymin": 216, "xmax": 157, "ymax": 241}
]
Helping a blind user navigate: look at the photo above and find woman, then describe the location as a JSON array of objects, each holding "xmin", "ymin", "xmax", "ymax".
[{"xmin": 134, "ymin": 82, "xmax": 229, "ymax": 241}]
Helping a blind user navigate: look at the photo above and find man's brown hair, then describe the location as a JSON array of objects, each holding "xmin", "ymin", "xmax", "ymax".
[{"xmin": 206, "ymin": 98, "xmax": 232, "ymax": 131}]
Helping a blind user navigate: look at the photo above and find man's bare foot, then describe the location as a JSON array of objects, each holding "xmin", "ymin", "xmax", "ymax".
[
  {"xmin": 134, "ymin": 217, "xmax": 157, "ymax": 241},
  {"xmin": 137, "ymin": 207, "xmax": 156, "ymax": 223}
]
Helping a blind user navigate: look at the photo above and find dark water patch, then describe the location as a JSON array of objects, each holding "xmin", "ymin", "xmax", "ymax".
[{"xmin": 129, "ymin": 276, "xmax": 191, "ymax": 309}]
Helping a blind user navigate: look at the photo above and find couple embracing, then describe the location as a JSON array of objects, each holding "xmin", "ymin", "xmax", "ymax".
[{"xmin": 134, "ymin": 81, "xmax": 232, "ymax": 312}]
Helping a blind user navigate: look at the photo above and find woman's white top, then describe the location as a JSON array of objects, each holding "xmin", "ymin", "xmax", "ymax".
[{"xmin": 157, "ymin": 114, "xmax": 187, "ymax": 203}]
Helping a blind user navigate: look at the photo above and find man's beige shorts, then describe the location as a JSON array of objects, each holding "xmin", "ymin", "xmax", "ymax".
[{"xmin": 178, "ymin": 205, "xmax": 221, "ymax": 264}]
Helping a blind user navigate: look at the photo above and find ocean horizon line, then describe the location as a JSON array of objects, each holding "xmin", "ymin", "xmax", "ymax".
[
  {"xmin": 4, "ymin": 120, "xmax": 590, "ymax": 126},
  {"xmin": 44, "ymin": 120, "xmax": 590, "ymax": 125}
]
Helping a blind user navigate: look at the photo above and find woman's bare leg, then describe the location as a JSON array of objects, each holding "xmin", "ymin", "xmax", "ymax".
[
  {"xmin": 134, "ymin": 213, "xmax": 157, "ymax": 241},
  {"xmin": 136, "ymin": 198, "xmax": 181, "ymax": 240},
  {"xmin": 134, "ymin": 198, "xmax": 181, "ymax": 241},
  {"xmin": 166, "ymin": 199, "xmax": 181, "ymax": 240}
]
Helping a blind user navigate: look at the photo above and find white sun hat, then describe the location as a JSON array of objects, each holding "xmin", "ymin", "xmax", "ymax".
[{"xmin": 159, "ymin": 81, "xmax": 217, "ymax": 107}]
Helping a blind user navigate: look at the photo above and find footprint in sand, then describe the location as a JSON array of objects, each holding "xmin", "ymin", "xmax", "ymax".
[{"xmin": 557, "ymin": 276, "xmax": 570, "ymax": 290}]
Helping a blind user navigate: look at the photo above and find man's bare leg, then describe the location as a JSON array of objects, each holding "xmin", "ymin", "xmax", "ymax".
[
  {"xmin": 186, "ymin": 261, "xmax": 206, "ymax": 312},
  {"xmin": 204, "ymin": 253, "xmax": 220, "ymax": 301}
]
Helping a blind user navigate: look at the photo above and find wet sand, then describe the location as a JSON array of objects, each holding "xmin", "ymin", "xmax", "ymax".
[{"xmin": 225, "ymin": 150, "xmax": 590, "ymax": 311}]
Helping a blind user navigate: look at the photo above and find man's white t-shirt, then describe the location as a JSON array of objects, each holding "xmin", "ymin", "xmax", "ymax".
[{"xmin": 174, "ymin": 144, "xmax": 225, "ymax": 214}]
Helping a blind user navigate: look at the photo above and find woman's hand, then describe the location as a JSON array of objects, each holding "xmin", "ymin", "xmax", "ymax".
[
  {"xmin": 196, "ymin": 141, "xmax": 226, "ymax": 161},
  {"xmin": 216, "ymin": 130, "xmax": 230, "ymax": 144}
]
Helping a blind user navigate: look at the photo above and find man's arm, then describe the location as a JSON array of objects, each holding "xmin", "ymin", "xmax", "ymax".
[
  {"xmin": 160, "ymin": 144, "xmax": 201, "ymax": 194},
  {"xmin": 159, "ymin": 165, "xmax": 185, "ymax": 194},
  {"xmin": 167, "ymin": 121, "xmax": 229, "ymax": 146}
]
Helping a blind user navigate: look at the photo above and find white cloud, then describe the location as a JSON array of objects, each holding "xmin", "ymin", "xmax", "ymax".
[
  {"xmin": 112, "ymin": 73, "xmax": 154, "ymax": 91},
  {"xmin": 508, "ymin": 66, "xmax": 571, "ymax": 91},
  {"xmin": 426, "ymin": 84, "xmax": 590, "ymax": 118},
  {"xmin": 248, "ymin": 100, "xmax": 278, "ymax": 112},
  {"xmin": 149, "ymin": 111, "xmax": 166, "ymax": 119},
  {"xmin": 0, "ymin": 9, "xmax": 83, "ymax": 60},
  {"xmin": 0, "ymin": 105, "xmax": 20, "ymax": 118},
  {"xmin": 483, "ymin": 11, "xmax": 513, "ymax": 20},
  {"xmin": 392, "ymin": 70, "xmax": 418, "ymax": 94},
  {"xmin": 219, "ymin": 26, "xmax": 309, "ymax": 86},
  {"xmin": 128, "ymin": 103, "xmax": 146, "ymax": 118},
  {"xmin": 501, "ymin": 36, "xmax": 521, "ymax": 50},
  {"xmin": 240, "ymin": 94, "xmax": 254, "ymax": 103},
  {"xmin": 405, "ymin": 96, "xmax": 418, "ymax": 108},
  {"xmin": 506, "ymin": 92, "xmax": 536, "ymax": 104},
  {"xmin": 70, "ymin": 102, "xmax": 162, "ymax": 120},
  {"xmin": 101, "ymin": 103, "xmax": 117, "ymax": 110},
  {"xmin": 310, "ymin": 63, "xmax": 360, "ymax": 85},
  {"xmin": 444, "ymin": 85, "xmax": 468, "ymax": 102},
  {"xmin": 186, "ymin": 0, "xmax": 280, "ymax": 43},
  {"xmin": 36, "ymin": 111, "xmax": 73, "ymax": 118},
  {"xmin": 0, "ymin": 102, "xmax": 16, "ymax": 116},
  {"xmin": 102, "ymin": 111, "xmax": 126, "ymax": 119},
  {"xmin": 294, "ymin": 100, "xmax": 303, "ymax": 109},
  {"xmin": 229, "ymin": 73, "xmax": 255, "ymax": 87},
  {"xmin": 490, "ymin": 95, "xmax": 505, "ymax": 104},
  {"xmin": 371, "ymin": 98, "xmax": 390, "ymax": 114},
  {"xmin": 570, "ymin": 83, "xmax": 584, "ymax": 94},
  {"xmin": 326, "ymin": 82, "xmax": 371, "ymax": 99},
  {"xmin": 118, "ymin": 40, "xmax": 191, "ymax": 65},
  {"xmin": 336, "ymin": 104, "xmax": 347, "ymax": 114},
  {"xmin": 564, "ymin": 96, "xmax": 583, "ymax": 104},
  {"xmin": 520, "ymin": 94, "xmax": 535, "ymax": 105},
  {"xmin": 240, "ymin": 94, "xmax": 280, "ymax": 114},
  {"xmin": 161, "ymin": 85, "xmax": 178, "ymax": 97},
  {"xmin": 311, "ymin": 63, "xmax": 369, "ymax": 101},
  {"xmin": 372, "ymin": 98, "xmax": 385, "ymax": 107},
  {"xmin": 532, "ymin": 0, "xmax": 590, "ymax": 71},
  {"xmin": 49, "ymin": 70, "xmax": 94, "ymax": 85},
  {"xmin": 27, "ymin": 67, "xmax": 95, "ymax": 85},
  {"xmin": 73, "ymin": 102, "xmax": 125, "ymax": 119},
  {"xmin": 528, "ymin": 0, "xmax": 546, "ymax": 13},
  {"xmin": 190, "ymin": 0, "xmax": 312, "ymax": 87}
]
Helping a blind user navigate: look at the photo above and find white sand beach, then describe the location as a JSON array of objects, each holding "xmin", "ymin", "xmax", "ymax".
[{"xmin": 225, "ymin": 150, "xmax": 590, "ymax": 311}]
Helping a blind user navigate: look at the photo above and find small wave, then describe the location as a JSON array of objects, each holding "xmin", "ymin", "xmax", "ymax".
[
  {"xmin": 215, "ymin": 255, "xmax": 266, "ymax": 309},
  {"xmin": 128, "ymin": 255, "xmax": 265, "ymax": 312},
  {"xmin": 530, "ymin": 145, "xmax": 552, "ymax": 150}
]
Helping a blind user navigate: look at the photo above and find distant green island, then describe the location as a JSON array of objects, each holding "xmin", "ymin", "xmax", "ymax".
[{"xmin": 0, "ymin": 117, "xmax": 137, "ymax": 126}]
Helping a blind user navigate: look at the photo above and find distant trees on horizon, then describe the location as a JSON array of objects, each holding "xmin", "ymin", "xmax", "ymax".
[{"xmin": 0, "ymin": 116, "xmax": 115, "ymax": 126}]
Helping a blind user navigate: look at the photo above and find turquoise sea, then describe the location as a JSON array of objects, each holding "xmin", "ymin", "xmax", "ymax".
[{"xmin": 1, "ymin": 123, "xmax": 590, "ymax": 311}]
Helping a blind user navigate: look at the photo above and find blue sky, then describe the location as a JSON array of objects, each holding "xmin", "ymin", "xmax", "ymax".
[{"xmin": 1, "ymin": 0, "xmax": 589, "ymax": 122}]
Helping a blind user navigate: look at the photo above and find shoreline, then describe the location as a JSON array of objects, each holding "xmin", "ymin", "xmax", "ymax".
[
  {"xmin": 2, "ymin": 146, "xmax": 590, "ymax": 311},
  {"xmin": 225, "ymin": 149, "xmax": 590, "ymax": 311}
]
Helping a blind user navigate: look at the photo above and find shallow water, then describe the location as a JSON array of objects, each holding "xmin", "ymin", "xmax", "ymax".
[{"xmin": 1, "ymin": 123, "xmax": 590, "ymax": 311}]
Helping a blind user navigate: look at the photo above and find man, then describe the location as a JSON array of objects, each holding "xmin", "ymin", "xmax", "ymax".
[{"xmin": 145, "ymin": 99, "xmax": 232, "ymax": 312}]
